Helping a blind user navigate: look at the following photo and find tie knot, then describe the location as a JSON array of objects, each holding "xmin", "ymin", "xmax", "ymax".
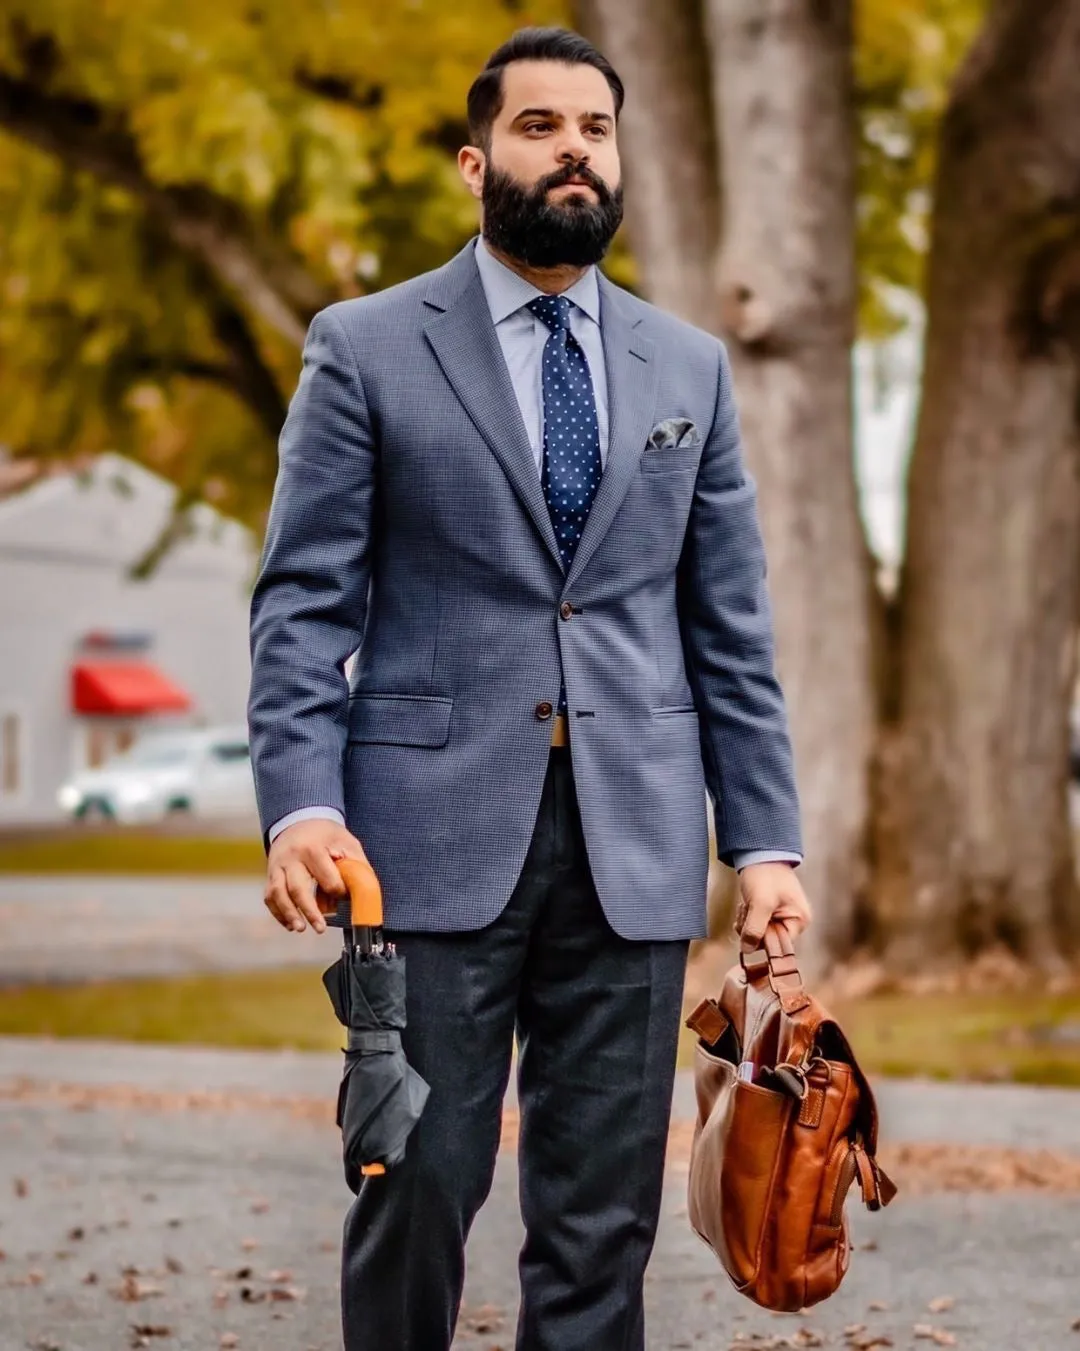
[{"xmin": 527, "ymin": 293, "xmax": 573, "ymax": 334}]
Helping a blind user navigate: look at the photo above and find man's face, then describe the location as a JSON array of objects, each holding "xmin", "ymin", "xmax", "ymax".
[{"xmin": 461, "ymin": 60, "xmax": 624, "ymax": 268}]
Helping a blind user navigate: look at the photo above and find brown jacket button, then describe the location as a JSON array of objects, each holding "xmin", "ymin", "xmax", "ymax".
[
  {"xmin": 535, "ymin": 701, "xmax": 553, "ymax": 721},
  {"xmin": 559, "ymin": 601, "xmax": 573, "ymax": 620}
]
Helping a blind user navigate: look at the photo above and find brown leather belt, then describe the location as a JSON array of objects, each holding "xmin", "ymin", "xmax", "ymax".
[{"xmin": 550, "ymin": 712, "xmax": 569, "ymax": 748}]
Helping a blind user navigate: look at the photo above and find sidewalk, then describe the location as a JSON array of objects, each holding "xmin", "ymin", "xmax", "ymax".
[
  {"xmin": 0, "ymin": 877, "xmax": 329, "ymax": 986},
  {"xmin": 2, "ymin": 1037, "xmax": 1079, "ymax": 1350}
]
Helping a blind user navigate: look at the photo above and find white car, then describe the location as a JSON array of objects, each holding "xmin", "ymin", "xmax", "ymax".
[{"xmin": 57, "ymin": 726, "xmax": 256, "ymax": 824}]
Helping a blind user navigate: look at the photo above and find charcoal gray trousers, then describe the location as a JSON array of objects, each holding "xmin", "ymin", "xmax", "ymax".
[{"xmin": 340, "ymin": 747, "xmax": 689, "ymax": 1350}]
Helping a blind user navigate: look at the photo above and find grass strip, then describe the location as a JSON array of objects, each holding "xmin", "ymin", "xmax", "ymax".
[
  {"xmin": 0, "ymin": 832, "xmax": 265, "ymax": 876},
  {"xmin": 1, "ymin": 967, "xmax": 1079, "ymax": 1085}
]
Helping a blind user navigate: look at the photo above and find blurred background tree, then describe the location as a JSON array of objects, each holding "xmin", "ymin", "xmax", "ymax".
[
  {"xmin": 0, "ymin": 0, "xmax": 565, "ymax": 529},
  {"xmin": 579, "ymin": 0, "xmax": 1080, "ymax": 974}
]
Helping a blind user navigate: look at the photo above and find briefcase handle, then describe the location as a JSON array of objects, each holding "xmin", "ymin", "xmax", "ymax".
[{"xmin": 739, "ymin": 923, "xmax": 810, "ymax": 1015}]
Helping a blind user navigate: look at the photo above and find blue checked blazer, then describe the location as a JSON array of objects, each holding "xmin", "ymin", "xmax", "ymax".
[{"xmin": 248, "ymin": 239, "xmax": 802, "ymax": 941}]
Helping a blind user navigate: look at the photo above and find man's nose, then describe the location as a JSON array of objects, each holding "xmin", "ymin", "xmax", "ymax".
[{"xmin": 557, "ymin": 134, "xmax": 590, "ymax": 166}]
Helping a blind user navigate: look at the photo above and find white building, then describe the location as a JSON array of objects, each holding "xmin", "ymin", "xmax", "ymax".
[{"xmin": 0, "ymin": 455, "xmax": 258, "ymax": 824}]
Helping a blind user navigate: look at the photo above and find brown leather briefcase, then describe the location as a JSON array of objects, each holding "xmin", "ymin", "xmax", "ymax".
[{"xmin": 684, "ymin": 924, "xmax": 897, "ymax": 1311}]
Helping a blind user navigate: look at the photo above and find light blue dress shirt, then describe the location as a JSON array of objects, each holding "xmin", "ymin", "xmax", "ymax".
[{"xmin": 269, "ymin": 239, "xmax": 801, "ymax": 873}]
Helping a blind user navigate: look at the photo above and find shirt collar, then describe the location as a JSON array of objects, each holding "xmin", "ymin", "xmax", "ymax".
[{"xmin": 474, "ymin": 236, "xmax": 601, "ymax": 327}]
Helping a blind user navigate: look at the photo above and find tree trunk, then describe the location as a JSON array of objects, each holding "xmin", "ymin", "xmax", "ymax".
[
  {"xmin": 873, "ymin": 0, "xmax": 1080, "ymax": 973},
  {"xmin": 574, "ymin": 0, "xmax": 722, "ymax": 331},
  {"xmin": 707, "ymin": 0, "xmax": 875, "ymax": 970}
]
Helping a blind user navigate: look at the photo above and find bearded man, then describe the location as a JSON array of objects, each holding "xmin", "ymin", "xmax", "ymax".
[{"xmin": 248, "ymin": 25, "xmax": 811, "ymax": 1351}]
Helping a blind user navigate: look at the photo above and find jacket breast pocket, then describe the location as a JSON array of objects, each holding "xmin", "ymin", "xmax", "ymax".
[
  {"xmin": 347, "ymin": 694, "xmax": 453, "ymax": 747},
  {"xmin": 641, "ymin": 444, "xmax": 702, "ymax": 474}
]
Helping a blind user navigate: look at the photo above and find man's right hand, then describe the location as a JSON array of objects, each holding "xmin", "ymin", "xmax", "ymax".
[{"xmin": 264, "ymin": 819, "xmax": 368, "ymax": 934}]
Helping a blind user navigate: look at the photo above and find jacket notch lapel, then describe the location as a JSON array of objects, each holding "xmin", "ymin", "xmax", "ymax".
[{"xmin": 423, "ymin": 260, "xmax": 563, "ymax": 572}]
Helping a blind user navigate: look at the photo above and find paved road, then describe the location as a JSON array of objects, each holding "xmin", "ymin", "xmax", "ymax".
[
  {"xmin": 2, "ymin": 1039, "xmax": 1080, "ymax": 1351},
  {"xmin": 0, "ymin": 876, "xmax": 331, "ymax": 985}
]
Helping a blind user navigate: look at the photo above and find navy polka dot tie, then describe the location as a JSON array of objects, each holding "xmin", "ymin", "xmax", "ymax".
[{"xmin": 527, "ymin": 293, "xmax": 603, "ymax": 714}]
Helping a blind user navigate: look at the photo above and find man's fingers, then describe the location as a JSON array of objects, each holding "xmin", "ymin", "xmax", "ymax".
[
  {"xmin": 308, "ymin": 847, "xmax": 348, "ymax": 898},
  {"xmin": 283, "ymin": 862, "xmax": 326, "ymax": 933},
  {"xmin": 265, "ymin": 868, "xmax": 303, "ymax": 932},
  {"xmin": 739, "ymin": 894, "xmax": 773, "ymax": 949}
]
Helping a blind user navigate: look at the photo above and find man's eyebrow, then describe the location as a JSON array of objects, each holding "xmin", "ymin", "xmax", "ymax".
[{"xmin": 511, "ymin": 108, "xmax": 614, "ymax": 126}]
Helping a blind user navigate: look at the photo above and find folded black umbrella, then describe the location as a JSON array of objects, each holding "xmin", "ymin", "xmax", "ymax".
[{"xmin": 322, "ymin": 859, "xmax": 429, "ymax": 1191}]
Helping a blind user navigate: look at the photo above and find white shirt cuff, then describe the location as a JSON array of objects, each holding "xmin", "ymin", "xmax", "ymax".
[
  {"xmin": 267, "ymin": 806, "xmax": 345, "ymax": 845},
  {"xmin": 732, "ymin": 849, "xmax": 803, "ymax": 873}
]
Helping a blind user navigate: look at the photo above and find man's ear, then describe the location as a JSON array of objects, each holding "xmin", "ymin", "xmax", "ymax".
[{"xmin": 458, "ymin": 145, "xmax": 486, "ymax": 201}]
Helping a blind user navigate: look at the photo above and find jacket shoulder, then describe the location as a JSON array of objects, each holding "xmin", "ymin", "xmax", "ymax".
[{"xmin": 314, "ymin": 268, "xmax": 436, "ymax": 337}]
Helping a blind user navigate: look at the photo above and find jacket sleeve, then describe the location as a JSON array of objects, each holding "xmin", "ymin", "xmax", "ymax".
[
  {"xmin": 675, "ymin": 340, "xmax": 803, "ymax": 868},
  {"xmin": 247, "ymin": 306, "xmax": 377, "ymax": 845}
]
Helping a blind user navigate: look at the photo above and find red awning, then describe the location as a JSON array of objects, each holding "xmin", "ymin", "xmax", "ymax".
[{"xmin": 71, "ymin": 662, "xmax": 192, "ymax": 717}]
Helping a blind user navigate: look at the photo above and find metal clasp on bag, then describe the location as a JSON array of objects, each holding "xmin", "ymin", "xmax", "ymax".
[{"xmin": 770, "ymin": 1061, "xmax": 809, "ymax": 1100}]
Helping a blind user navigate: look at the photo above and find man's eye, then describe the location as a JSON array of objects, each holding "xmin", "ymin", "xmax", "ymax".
[
  {"xmin": 525, "ymin": 123, "xmax": 552, "ymax": 133},
  {"xmin": 586, "ymin": 126, "xmax": 608, "ymax": 137}
]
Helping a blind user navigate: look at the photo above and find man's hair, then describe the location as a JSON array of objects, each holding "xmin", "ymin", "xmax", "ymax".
[{"xmin": 467, "ymin": 27, "xmax": 624, "ymax": 152}]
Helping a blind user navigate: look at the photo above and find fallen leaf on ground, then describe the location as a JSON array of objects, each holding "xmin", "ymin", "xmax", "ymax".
[
  {"xmin": 250, "ymin": 1199, "xmax": 270, "ymax": 1214},
  {"xmin": 867, "ymin": 1301, "xmax": 889, "ymax": 1312},
  {"xmin": 460, "ymin": 1304, "xmax": 505, "ymax": 1335},
  {"xmin": 220, "ymin": 1337, "xmax": 239, "ymax": 1349},
  {"xmin": 928, "ymin": 1297, "xmax": 955, "ymax": 1313},
  {"xmin": 10, "ymin": 1269, "xmax": 45, "ymax": 1287},
  {"xmin": 914, "ymin": 1328, "xmax": 957, "ymax": 1347},
  {"xmin": 269, "ymin": 1285, "xmax": 305, "ymax": 1303},
  {"xmin": 113, "ymin": 1272, "xmax": 164, "ymax": 1302},
  {"xmin": 240, "ymin": 1238, "xmax": 259, "ymax": 1252},
  {"xmin": 13, "ymin": 1177, "xmax": 28, "ymax": 1197}
]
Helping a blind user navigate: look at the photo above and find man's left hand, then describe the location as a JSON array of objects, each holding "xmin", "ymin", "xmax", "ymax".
[{"xmin": 734, "ymin": 863, "xmax": 812, "ymax": 950}]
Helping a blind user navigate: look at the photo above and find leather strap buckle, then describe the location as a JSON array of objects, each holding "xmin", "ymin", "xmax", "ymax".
[{"xmin": 741, "ymin": 926, "xmax": 811, "ymax": 1012}]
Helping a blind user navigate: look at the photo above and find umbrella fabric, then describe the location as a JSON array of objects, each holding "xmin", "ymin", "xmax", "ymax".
[{"xmin": 322, "ymin": 950, "xmax": 430, "ymax": 1191}]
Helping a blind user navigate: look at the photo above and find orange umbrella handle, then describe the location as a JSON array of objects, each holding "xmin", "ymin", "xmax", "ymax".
[{"xmin": 336, "ymin": 856, "xmax": 384, "ymax": 929}]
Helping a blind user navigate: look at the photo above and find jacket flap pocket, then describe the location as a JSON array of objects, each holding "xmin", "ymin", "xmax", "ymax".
[{"xmin": 348, "ymin": 694, "xmax": 453, "ymax": 747}]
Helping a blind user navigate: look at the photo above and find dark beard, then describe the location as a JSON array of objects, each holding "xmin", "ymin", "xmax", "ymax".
[{"xmin": 481, "ymin": 158, "xmax": 624, "ymax": 269}]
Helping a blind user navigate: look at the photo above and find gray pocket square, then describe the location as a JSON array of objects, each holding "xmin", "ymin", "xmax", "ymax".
[{"xmin": 647, "ymin": 417, "xmax": 700, "ymax": 451}]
